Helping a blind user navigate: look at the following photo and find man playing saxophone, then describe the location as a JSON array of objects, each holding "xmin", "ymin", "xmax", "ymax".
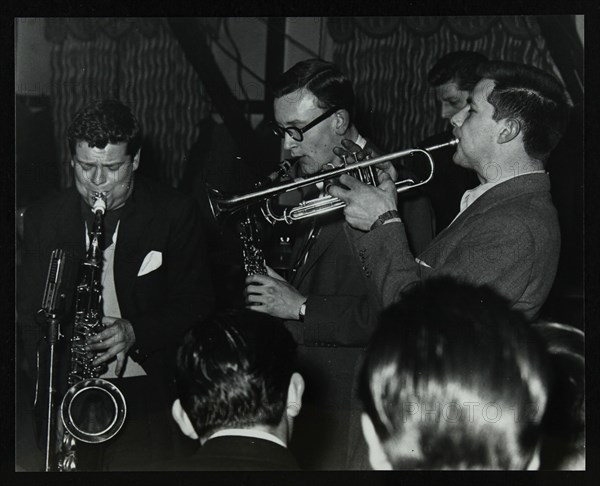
[
  {"xmin": 18, "ymin": 99, "xmax": 214, "ymax": 470},
  {"xmin": 243, "ymin": 59, "xmax": 435, "ymax": 470}
]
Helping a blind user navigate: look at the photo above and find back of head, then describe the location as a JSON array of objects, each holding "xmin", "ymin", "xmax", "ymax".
[
  {"xmin": 359, "ymin": 277, "xmax": 550, "ymax": 470},
  {"xmin": 533, "ymin": 322, "xmax": 585, "ymax": 469},
  {"xmin": 67, "ymin": 99, "xmax": 142, "ymax": 157},
  {"xmin": 272, "ymin": 58, "xmax": 354, "ymax": 120},
  {"xmin": 428, "ymin": 51, "xmax": 489, "ymax": 91},
  {"xmin": 477, "ymin": 61, "xmax": 570, "ymax": 162},
  {"xmin": 175, "ymin": 310, "xmax": 297, "ymax": 439}
]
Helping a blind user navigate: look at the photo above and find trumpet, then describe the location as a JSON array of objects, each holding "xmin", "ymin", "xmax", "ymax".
[{"xmin": 208, "ymin": 138, "xmax": 458, "ymax": 225}]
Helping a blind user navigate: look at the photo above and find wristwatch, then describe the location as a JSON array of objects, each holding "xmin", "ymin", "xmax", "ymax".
[
  {"xmin": 298, "ymin": 303, "xmax": 307, "ymax": 321},
  {"xmin": 370, "ymin": 210, "xmax": 401, "ymax": 231}
]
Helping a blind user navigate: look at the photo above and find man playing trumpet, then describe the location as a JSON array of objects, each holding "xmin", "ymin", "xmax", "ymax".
[{"xmin": 329, "ymin": 61, "xmax": 569, "ymax": 322}]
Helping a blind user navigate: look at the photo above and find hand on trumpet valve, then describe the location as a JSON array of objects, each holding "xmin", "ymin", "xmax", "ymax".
[
  {"xmin": 328, "ymin": 172, "xmax": 398, "ymax": 232},
  {"xmin": 333, "ymin": 139, "xmax": 398, "ymax": 182}
]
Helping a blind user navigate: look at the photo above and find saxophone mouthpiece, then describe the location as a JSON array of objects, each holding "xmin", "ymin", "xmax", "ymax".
[{"xmin": 91, "ymin": 193, "xmax": 107, "ymax": 214}]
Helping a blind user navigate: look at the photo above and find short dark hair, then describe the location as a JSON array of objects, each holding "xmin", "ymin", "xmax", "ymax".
[
  {"xmin": 478, "ymin": 61, "xmax": 570, "ymax": 161},
  {"xmin": 272, "ymin": 58, "xmax": 354, "ymax": 121},
  {"xmin": 67, "ymin": 99, "xmax": 142, "ymax": 157},
  {"xmin": 427, "ymin": 51, "xmax": 489, "ymax": 91},
  {"xmin": 175, "ymin": 310, "xmax": 297, "ymax": 439},
  {"xmin": 359, "ymin": 277, "xmax": 550, "ymax": 470}
]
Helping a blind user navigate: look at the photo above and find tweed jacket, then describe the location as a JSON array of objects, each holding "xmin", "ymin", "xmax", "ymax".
[{"xmin": 346, "ymin": 172, "xmax": 560, "ymax": 321}]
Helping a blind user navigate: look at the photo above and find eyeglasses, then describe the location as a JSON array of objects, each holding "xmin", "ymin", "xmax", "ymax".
[{"xmin": 269, "ymin": 106, "xmax": 340, "ymax": 142}]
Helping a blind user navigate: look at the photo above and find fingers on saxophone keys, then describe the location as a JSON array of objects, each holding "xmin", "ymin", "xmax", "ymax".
[{"xmin": 92, "ymin": 351, "xmax": 113, "ymax": 366}]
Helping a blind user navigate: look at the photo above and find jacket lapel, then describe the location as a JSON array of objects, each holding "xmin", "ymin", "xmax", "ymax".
[
  {"xmin": 290, "ymin": 218, "xmax": 342, "ymax": 288},
  {"xmin": 422, "ymin": 173, "xmax": 550, "ymax": 258},
  {"xmin": 289, "ymin": 136, "xmax": 378, "ymax": 287},
  {"xmin": 113, "ymin": 180, "xmax": 155, "ymax": 309}
]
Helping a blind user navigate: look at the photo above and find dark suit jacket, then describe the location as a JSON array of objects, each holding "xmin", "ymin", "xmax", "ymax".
[
  {"xmin": 18, "ymin": 176, "xmax": 215, "ymax": 383},
  {"xmin": 149, "ymin": 436, "xmax": 300, "ymax": 471},
  {"xmin": 281, "ymin": 137, "xmax": 435, "ymax": 469},
  {"xmin": 347, "ymin": 173, "xmax": 561, "ymax": 322}
]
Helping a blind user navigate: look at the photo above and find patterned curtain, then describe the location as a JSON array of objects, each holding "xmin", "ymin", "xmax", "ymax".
[
  {"xmin": 328, "ymin": 16, "xmax": 558, "ymax": 152},
  {"xmin": 46, "ymin": 18, "xmax": 210, "ymax": 188}
]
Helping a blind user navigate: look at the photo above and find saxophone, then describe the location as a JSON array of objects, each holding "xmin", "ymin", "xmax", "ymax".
[
  {"xmin": 57, "ymin": 192, "xmax": 127, "ymax": 471},
  {"xmin": 240, "ymin": 211, "xmax": 267, "ymax": 276},
  {"xmin": 239, "ymin": 162, "xmax": 293, "ymax": 276}
]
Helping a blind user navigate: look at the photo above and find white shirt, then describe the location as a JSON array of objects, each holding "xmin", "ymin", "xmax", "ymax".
[
  {"xmin": 452, "ymin": 169, "xmax": 547, "ymax": 224},
  {"xmin": 86, "ymin": 221, "xmax": 147, "ymax": 378},
  {"xmin": 207, "ymin": 428, "xmax": 287, "ymax": 448}
]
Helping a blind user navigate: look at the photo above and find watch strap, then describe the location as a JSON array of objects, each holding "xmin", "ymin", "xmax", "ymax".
[{"xmin": 370, "ymin": 210, "xmax": 401, "ymax": 231}]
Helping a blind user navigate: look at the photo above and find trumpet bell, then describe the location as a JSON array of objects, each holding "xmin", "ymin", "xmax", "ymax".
[{"xmin": 60, "ymin": 378, "xmax": 127, "ymax": 444}]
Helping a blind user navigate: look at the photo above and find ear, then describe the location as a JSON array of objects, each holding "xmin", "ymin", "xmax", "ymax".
[
  {"xmin": 286, "ymin": 372, "xmax": 305, "ymax": 418},
  {"xmin": 361, "ymin": 413, "xmax": 393, "ymax": 470},
  {"xmin": 132, "ymin": 149, "xmax": 141, "ymax": 171},
  {"xmin": 333, "ymin": 108, "xmax": 351, "ymax": 135},
  {"xmin": 171, "ymin": 399, "xmax": 199, "ymax": 440},
  {"xmin": 497, "ymin": 117, "xmax": 521, "ymax": 144}
]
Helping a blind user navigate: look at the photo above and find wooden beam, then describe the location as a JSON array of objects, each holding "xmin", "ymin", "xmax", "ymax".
[{"xmin": 168, "ymin": 18, "xmax": 260, "ymax": 161}]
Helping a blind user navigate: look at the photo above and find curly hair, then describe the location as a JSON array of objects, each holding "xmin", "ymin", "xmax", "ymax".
[{"xmin": 67, "ymin": 99, "xmax": 141, "ymax": 157}]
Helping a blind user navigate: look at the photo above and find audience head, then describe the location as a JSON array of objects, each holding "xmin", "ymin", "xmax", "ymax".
[
  {"xmin": 68, "ymin": 99, "xmax": 142, "ymax": 210},
  {"xmin": 359, "ymin": 277, "xmax": 551, "ymax": 470},
  {"xmin": 271, "ymin": 58, "xmax": 356, "ymax": 175},
  {"xmin": 172, "ymin": 310, "xmax": 304, "ymax": 445},
  {"xmin": 533, "ymin": 321, "xmax": 585, "ymax": 470},
  {"xmin": 428, "ymin": 51, "xmax": 489, "ymax": 119}
]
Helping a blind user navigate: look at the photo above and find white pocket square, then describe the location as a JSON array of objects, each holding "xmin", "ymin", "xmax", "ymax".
[{"xmin": 137, "ymin": 250, "xmax": 162, "ymax": 276}]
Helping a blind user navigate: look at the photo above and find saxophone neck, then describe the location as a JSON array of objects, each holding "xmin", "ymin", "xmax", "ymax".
[{"xmin": 87, "ymin": 193, "xmax": 106, "ymax": 263}]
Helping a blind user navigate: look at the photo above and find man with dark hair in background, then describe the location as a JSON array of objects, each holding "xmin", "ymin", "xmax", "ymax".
[
  {"xmin": 359, "ymin": 277, "xmax": 551, "ymax": 470},
  {"xmin": 418, "ymin": 51, "xmax": 487, "ymax": 233},
  {"xmin": 17, "ymin": 99, "xmax": 214, "ymax": 470},
  {"xmin": 244, "ymin": 58, "xmax": 434, "ymax": 469},
  {"xmin": 330, "ymin": 61, "xmax": 569, "ymax": 322},
  {"xmin": 158, "ymin": 311, "xmax": 303, "ymax": 470}
]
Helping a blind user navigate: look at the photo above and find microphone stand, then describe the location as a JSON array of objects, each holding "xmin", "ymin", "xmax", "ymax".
[{"xmin": 36, "ymin": 248, "xmax": 67, "ymax": 471}]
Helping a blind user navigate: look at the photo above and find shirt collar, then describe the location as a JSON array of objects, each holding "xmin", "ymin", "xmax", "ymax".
[
  {"xmin": 459, "ymin": 169, "xmax": 546, "ymax": 213},
  {"xmin": 355, "ymin": 133, "xmax": 367, "ymax": 149},
  {"xmin": 207, "ymin": 428, "xmax": 287, "ymax": 448}
]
